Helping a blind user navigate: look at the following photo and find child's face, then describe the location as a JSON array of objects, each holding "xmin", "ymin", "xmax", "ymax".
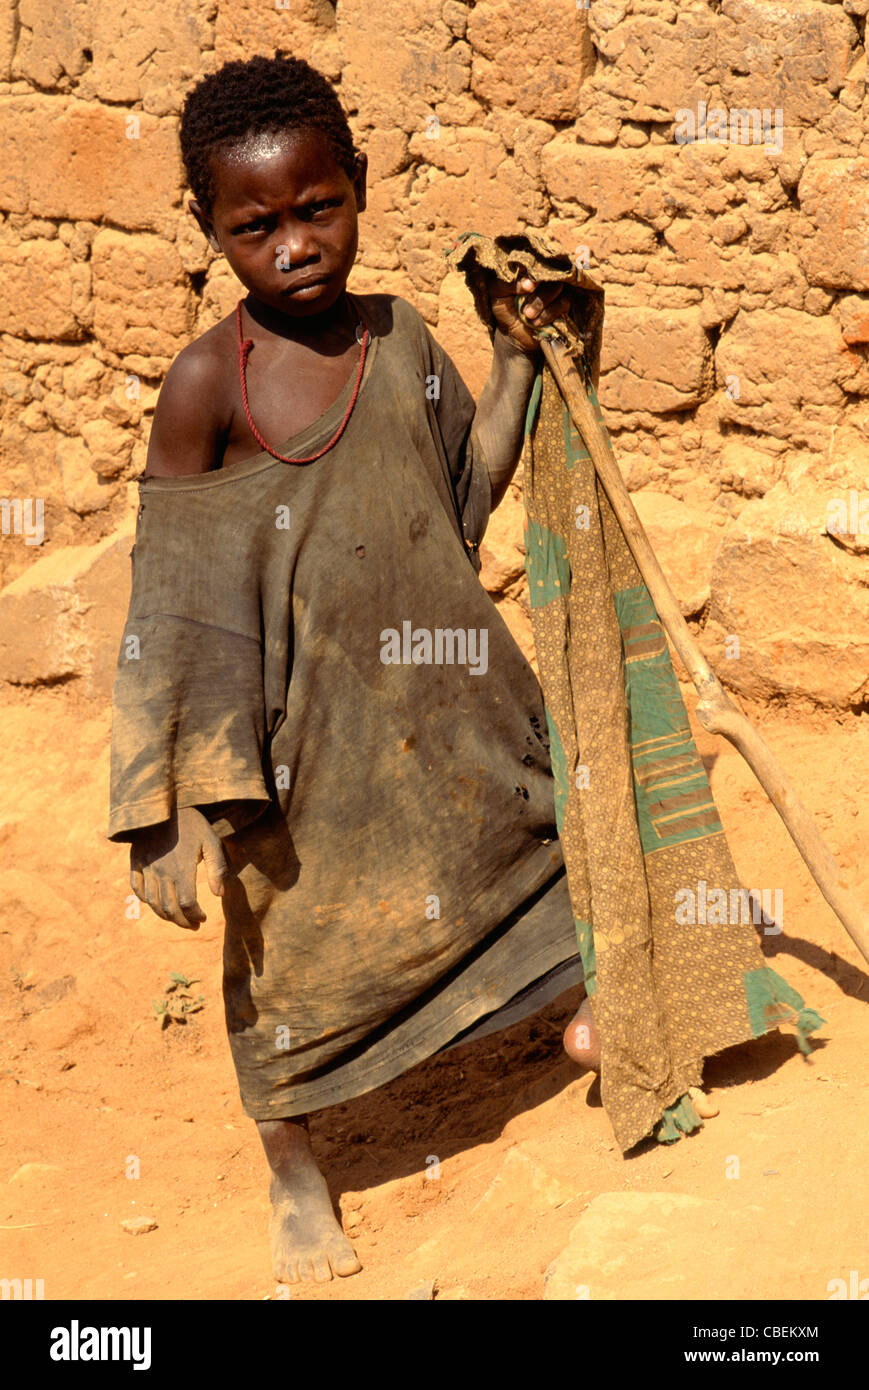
[{"xmin": 191, "ymin": 127, "xmax": 367, "ymax": 320}]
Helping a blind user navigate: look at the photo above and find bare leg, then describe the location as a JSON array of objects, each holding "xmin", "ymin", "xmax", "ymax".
[{"xmin": 257, "ymin": 1115, "xmax": 362, "ymax": 1284}]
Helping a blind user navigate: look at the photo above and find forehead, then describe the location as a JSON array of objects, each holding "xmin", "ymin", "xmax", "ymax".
[{"xmin": 209, "ymin": 127, "xmax": 347, "ymax": 210}]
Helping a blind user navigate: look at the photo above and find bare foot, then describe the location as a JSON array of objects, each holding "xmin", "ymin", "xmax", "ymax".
[
  {"xmin": 257, "ymin": 1116, "xmax": 362, "ymax": 1284},
  {"xmin": 563, "ymin": 1002, "xmax": 720, "ymax": 1119},
  {"xmin": 688, "ymin": 1085, "xmax": 720, "ymax": 1119}
]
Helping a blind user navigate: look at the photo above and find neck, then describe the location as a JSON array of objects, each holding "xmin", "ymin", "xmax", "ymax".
[{"xmin": 242, "ymin": 289, "xmax": 355, "ymax": 344}]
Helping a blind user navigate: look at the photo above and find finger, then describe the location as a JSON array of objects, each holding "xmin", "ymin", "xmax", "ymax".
[
  {"xmin": 142, "ymin": 865, "xmax": 170, "ymax": 921},
  {"xmin": 537, "ymin": 282, "xmax": 566, "ymax": 307},
  {"xmin": 160, "ymin": 875, "xmax": 200, "ymax": 931},
  {"xmin": 489, "ymin": 273, "xmax": 536, "ymax": 301},
  {"xmin": 176, "ymin": 863, "xmax": 207, "ymax": 926},
  {"xmin": 520, "ymin": 295, "xmax": 545, "ymax": 321},
  {"xmin": 130, "ymin": 865, "xmax": 146, "ymax": 903},
  {"xmin": 532, "ymin": 285, "xmax": 570, "ymax": 316},
  {"xmin": 535, "ymin": 293, "xmax": 571, "ymax": 327},
  {"xmin": 154, "ymin": 870, "xmax": 181, "ymax": 923},
  {"xmin": 201, "ymin": 826, "xmax": 230, "ymax": 899},
  {"xmin": 523, "ymin": 280, "xmax": 567, "ymax": 319},
  {"xmin": 488, "ymin": 285, "xmax": 525, "ymax": 302}
]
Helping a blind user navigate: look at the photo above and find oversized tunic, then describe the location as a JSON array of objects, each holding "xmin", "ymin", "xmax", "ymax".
[{"xmin": 108, "ymin": 292, "xmax": 582, "ymax": 1119}]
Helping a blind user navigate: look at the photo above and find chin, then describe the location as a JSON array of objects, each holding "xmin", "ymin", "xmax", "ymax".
[
  {"xmin": 240, "ymin": 273, "xmax": 354, "ymax": 325},
  {"xmin": 292, "ymin": 287, "xmax": 346, "ymax": 313}
]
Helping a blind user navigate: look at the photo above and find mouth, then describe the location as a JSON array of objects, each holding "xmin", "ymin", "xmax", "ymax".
[{"xmin": 279, "ymin": 274, "xmax": 332, "ymax": 296}]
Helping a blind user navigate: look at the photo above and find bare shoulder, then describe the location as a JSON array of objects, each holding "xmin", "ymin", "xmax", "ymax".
[{"xmin": 145, "ymin": 316, "xmax": 236, "ymax": 477}]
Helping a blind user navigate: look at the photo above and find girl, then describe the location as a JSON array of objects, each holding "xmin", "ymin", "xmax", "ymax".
[{"xmin": 109, "ymin": 50, "xmax": 593, "ymax": 1285}]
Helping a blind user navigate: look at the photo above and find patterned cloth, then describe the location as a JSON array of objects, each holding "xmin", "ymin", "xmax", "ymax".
[{"xmin": 446, "ymin": 231, "xmax": 824, "ymax": 1151}]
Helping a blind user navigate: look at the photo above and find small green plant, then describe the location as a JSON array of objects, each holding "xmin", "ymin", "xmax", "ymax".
[{"xmin": 152, "ymin": 974, "xmax": 204, "ymax": 1028}]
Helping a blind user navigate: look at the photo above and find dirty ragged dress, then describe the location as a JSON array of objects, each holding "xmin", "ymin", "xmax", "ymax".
[{"xmin": 108, "ymin": 292, "xmax": 581, "ymax": 1118}]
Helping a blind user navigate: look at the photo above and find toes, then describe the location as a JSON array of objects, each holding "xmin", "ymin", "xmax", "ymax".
[
  {"xmin": 312, "ymin": 1253, "xmax": 334, "ymax": 1283},
  {"xmin": 269, "ymin": 1203, "xmax": 363, "ymax": 1285},
  {"xmin": 332, "ymin": 1249, "xmax": 363, "ymax": 1278},
  {"xmin": 330, "ymin": 1236, "xmax": 362, "ymax": 1278},
  {"xmin": 689, "ymin": 1086, "xmax": 720, "ymax": 1119},
  {"xmin": 277, "ymin": 1244, "xmax": 360, "ymax": 1283}
]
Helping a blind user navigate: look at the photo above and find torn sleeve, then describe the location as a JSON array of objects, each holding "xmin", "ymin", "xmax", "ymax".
[{"xmin": 107, "ymin": 494, "xmax": 273, "ymax": 843}]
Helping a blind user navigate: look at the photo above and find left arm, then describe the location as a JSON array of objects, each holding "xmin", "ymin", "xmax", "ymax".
[
  {"xmin": 472, "ymin": 333, "xmax": 538, "ymax": 512},
  {"xmin": 472, "ymin": 274, "xmax": 572, "ymax": 511}
]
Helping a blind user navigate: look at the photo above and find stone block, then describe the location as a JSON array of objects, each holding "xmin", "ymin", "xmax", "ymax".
[
  {"xmin": 601, "ymin": 307, "xmax": 713, "ymax": 413},
  {"xmin": 631, "ymin": 491, "xmax": 722, "ymax": 616},
  {"xmin": 0, "ymin": 238, "xmax": 84, "ymax": 340},
  {"xmin": 706, "ymin": 484, "xmax": 869, "ymax": 707},
  {"xmin": 543, "ymin": 1191, "xmax": 747, "ymax": 1300},
  {"xmin": 719, "ymin": 0, "xmax": 857, "ymax": 127},
  {"xmin": 0, "ymin": 98, "xmax": 183, "ymax": 236},
  {"xmin": 91, "ymin": 229, "xmax": 192, "ymax": 357},
  {"xmin": 468, "ymin": 0, "xmax": 594, "ymax": 121},
  {"xmin": 796, "ymin": 158, "xmax": 869, "ymax": 292},
  {"xmin": 0, "ymin": 522, "xmax": 135, "ymax": 698}
]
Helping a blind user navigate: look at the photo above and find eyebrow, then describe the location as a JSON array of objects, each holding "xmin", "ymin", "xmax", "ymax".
[{"xmin": 227, "ymin": 189, "xmax": 344, "ymax": 225}]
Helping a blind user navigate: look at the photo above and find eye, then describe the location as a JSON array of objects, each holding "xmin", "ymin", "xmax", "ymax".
[
  {"xmin": 304, "ymin": 198, "xmax": 342, "ymax": 219},
  {"xmin": 234, "ymin": 216, "xmax": 273, "ymax": 235}
]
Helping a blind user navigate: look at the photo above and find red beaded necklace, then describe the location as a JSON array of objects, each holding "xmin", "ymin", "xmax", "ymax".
[{"xmin": 235, "ymin": 295, "xmax": 370, "ymax": 464}]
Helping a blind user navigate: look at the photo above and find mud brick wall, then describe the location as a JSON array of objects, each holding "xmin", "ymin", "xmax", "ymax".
[{"xmin": 0, "ymin": 0, "xmax": 867, "ymax": 708}]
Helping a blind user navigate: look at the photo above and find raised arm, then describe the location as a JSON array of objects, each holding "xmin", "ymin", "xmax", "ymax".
[
  {"xmin": 472, "ymin": 333, "xmax": 538, "ymax": 512},
  {"xmin": 473, "ymin": 275, "xmax": 571, "ymax": 511}
]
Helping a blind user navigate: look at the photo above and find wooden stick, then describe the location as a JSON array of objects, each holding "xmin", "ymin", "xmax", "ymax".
[{"xmin": 539, "ymin": 332, "xmax": 869, "ymax": 968}]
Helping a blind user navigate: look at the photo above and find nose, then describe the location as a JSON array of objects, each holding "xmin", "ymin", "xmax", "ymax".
[{"xmin": 274, "ymin": 216, "xmax": 319, "ymax": 270}]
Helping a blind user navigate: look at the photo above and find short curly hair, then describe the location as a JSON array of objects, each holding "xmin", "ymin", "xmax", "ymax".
[{"xmin": 180, "ymin": 51, "xmax": 359, "ymax": 216}]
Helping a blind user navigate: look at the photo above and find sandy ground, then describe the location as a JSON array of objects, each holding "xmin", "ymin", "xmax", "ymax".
[{"xmin": 1, "ymin": 680, "xmax": 867, "ymax": 1302}]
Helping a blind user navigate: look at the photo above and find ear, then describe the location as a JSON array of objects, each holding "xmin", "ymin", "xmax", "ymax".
[
  {"xmin": 351, "ymin": 152, "xmax": 368, "ymax": 215},
  {"xmin": 188, "ymin": 198, "xmax": 222, "ymax": 255}
]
